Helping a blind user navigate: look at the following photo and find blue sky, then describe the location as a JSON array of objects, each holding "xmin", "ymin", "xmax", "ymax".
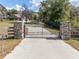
[
  {"xmin": 0, "ymin": 0, "xmax": 43, "ymax": 11},
  {"xmin": 0, "ymin": 0, "xmax": 79, "ymax": 11},
  {"xmin": 70, "ymin": 0, "xmax": 79, "ymax": 6}
]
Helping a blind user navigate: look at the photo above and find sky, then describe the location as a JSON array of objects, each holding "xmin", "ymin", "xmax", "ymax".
[
  {"xmin": 0, "ymin": 0, "xmax": 43, "ymax": 11},
  {"xmin": 0, "ymin": 0, "xmax": 79, "ymax": 12},
  {"xmin": 70, "ymin": 0, "xmax": 79, "ymax": 6}
]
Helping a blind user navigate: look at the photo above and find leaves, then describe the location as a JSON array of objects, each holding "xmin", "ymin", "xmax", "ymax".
[{"xmin": 39, "ymin": 0, "xmax": 71, "ymax": 29}]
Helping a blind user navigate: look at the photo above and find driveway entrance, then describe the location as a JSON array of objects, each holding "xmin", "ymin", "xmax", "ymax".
[
  {"xmin": 25, "ymin": 24, "xmax": 59, "ymax": 38},
  {"xmin": 4, "ymin": 23, "xmax": 79, "ymax": 59},
  {"xmin": 4, "ymin": 38, "xmax": 79, "ymax": 59}
]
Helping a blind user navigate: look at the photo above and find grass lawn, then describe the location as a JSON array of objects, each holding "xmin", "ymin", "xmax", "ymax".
[
  {"xmin": 65, "ymin": 39, "xmax": 79, "ymax": 51},
  {"xmin": 0, "ymin": 39, "xmax": 21, "ymax": 59}
]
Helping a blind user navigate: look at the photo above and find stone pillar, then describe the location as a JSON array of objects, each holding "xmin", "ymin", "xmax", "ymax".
[
  {"xmin": 60, "ymin": 21, "xmax": 71, "ymax": 39},
  {"xmin": 14, "ymin": 21, "xmax": 25, "ymax": 39}
]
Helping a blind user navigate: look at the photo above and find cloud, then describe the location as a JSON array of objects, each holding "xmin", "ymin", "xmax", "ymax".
[
  {"xmin": 6, "ymin": 7, "xmax": 14, "ymax": 10},
  {"xmin": 6, "ymin": 0, "xmax": 44, "ymax": 12},
  {"xmin": 6, "ymin": 4, "xmax": 23, "ymax": 11},
  {"xmin": 16, "ymin": 4, "xmax": 23, "ymax": 11},
  {"xmin": 70, "ymin": 0, "xmax": 79, "ymax": 6},
  {"xmin": 29, "ymin": 0, "xmax": 44, "ymax": 11}
]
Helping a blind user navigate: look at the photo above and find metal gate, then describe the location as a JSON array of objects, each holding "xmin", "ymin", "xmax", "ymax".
[{"xmin": 25, "ymin": 23, "xmax": 59, "ymax": 38}]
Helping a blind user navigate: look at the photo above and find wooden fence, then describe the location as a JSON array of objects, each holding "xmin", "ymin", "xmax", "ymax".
[{"xmin": 71, "ymin": 28, "xmax": 79, "ymax": 38}]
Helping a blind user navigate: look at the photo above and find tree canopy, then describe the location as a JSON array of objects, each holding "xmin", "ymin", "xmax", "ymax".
[{"xmin": 39, "ymin": 0, "xmax": 71, "ymax": 29}]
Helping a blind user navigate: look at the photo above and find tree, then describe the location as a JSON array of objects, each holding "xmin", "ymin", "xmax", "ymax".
[
  {"xmin": 22, "ymin": 4, "xmax": 32, "ymax": 20},
  {"xmin": 70, "ymin": 6, "xmax": 79, "ymax": 20},
  {"xmin": 7, "ymin": 9, "xmax": 17, "ymax": 16},
  {"xmin": 70, "ymin": 6, "xmax": 79, "ymax": 28},
  {"xmin": 32, "ymin": 12, "xmax": 39, "ymax": 23},
  {"xmin": 7, "ymin": 9, "xmax": 18, "ymax": 20},
  {"xmin": 39, "ymin": 0, "xmax": 71, "ymax": 29},
  {"xmin": 0, "ymin": 4, "xmax": 7, "ymax": 21}
]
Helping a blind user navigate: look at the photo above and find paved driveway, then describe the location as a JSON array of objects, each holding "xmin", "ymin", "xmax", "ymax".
[
  {"xmin": 4, "ymin": 25, "xmax": 79, "ymax": 59},
  {"xmin": 4, "ymin": 38, "xmax": 79, "ymax": 59}
]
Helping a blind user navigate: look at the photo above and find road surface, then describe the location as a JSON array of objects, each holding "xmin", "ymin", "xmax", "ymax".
[
  {"xmin": 4, "ymin": 24, "xmax": 79, "ymax": 59},
  {"xmin": 4, "ymin": 38, "xmax": 79, "ymax": 59}
]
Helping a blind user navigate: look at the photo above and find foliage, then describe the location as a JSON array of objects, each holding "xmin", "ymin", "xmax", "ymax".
[
  {"xmin": 6, "ymin": 9, "xmax": 18, "ymax": 20},
  {"xmin": 70, "ymin": 6, "xmax": 79, "ymax": 28},
  {"xmin": 7, "ymin": 9, "xmax": 17, "ymax": 15},
  {"xmin": 22, "ymin": 4, "xmax": 33, "ymax": 20},
  {"xmin": 0, "ymin": 4, "xmax": 7, "ymax": 14},
  {"xmin": 0, "ymin": 4, "xmax": 7, "ymax": 21},
  {"xmin": 72, "ymin": 20, "xmax": 79, "ymax": 28},
  {"xmin": 39, "ymin": 0, "xmax": 71, "ymax": 29},
  {"xmin": 32, "ymin": 12, "xmax": 39, "ymax": 20}
]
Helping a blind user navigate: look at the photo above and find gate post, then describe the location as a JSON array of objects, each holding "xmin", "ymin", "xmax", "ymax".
[
  {"xmin": 60, "ymin": 21, "xmax": 71, "ymax": 39},
  {"xmin": 14, "ymin": 20, "xmax": 25, "ymax": 39}
]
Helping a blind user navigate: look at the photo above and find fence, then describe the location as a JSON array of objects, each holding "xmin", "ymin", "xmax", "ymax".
[
  {"xmin": 71, "ymin": 28, "xmax": 79, "ymax": 38},
  {"xmin": 0, "ymin": 35, "xmax": 7, "ymax": 58}
]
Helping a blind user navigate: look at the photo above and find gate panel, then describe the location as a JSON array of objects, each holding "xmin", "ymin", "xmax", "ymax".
[{"xmin": 25, "ymin": 24, "xmax": 59, "ymax": 38}]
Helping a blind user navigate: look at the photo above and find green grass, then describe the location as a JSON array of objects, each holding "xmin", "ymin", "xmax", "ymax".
[
  {"xmin": 65, "ymin": 39, "xmax": 79, "ymax": 51},
  {"xmin": 72, "ymin": 20, "xmax": 79, "ymax": 28},
  {"xmin": 46, "ymin": 28, "xmax": 59, "ymax": 34}
]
